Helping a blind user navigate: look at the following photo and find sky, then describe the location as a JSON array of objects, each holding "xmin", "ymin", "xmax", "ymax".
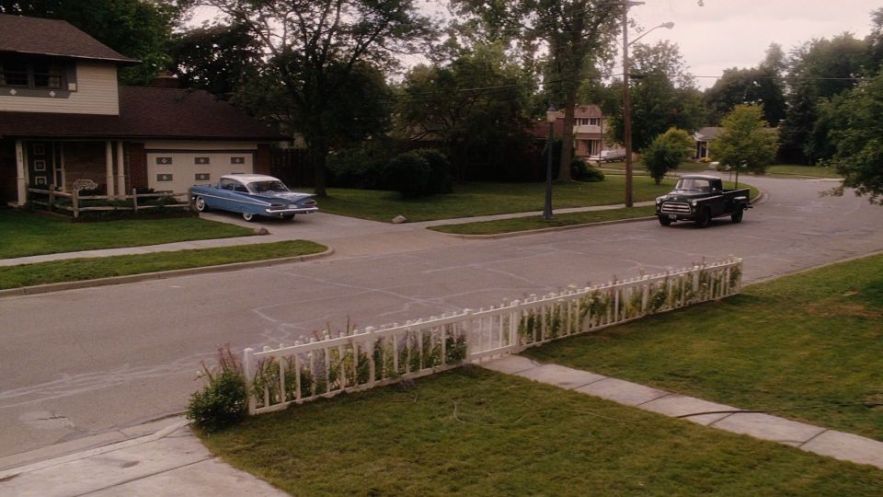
[{"xmin": 627, "ymin": 0, "xmax": 880, "ymax": 88}]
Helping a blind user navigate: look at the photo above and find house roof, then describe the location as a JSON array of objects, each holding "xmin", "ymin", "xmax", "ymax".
[
  {"xmin": 547, "ymin": 105, "xmax": 603, "ymax": 121},
  {"xmin": 694, "ymin": 127, "xmax": 724, "ymax": 141},
  {"xmin": 0, "ymin": 14, "xmax": 137, "ymax": 64},
  {"xmin": 0, "ymin": 87, "xmax": 286, "ymax": 141}
]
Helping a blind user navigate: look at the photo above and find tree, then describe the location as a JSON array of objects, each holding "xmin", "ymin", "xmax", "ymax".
[
  {"xmin": 451, "ymin": 0, "xmax": 619, "ymax": 181},
  {"xmin": 395, "ymin": 44, "xmax": 534, "ymax": 181},
  {"xmin": 205, "ymin": 0, "xmax": 432, "ymax": 196},
  {"xmin": 641, "ymin": 128, "xmax": 692, "ymax": 184},
  {"xmin": 711, "ymin": 104, "xmax": 778, "ymax": 182},
  {"xmin": 169, "ymin": 23, "xmax": 260, "ymax": 98},
  {"xmin": 0, "ymin": 0, "xmax": 183, "ymax": 85},
  {"xmin": 824, "ymin": 70, "xmax": 883, "ymax": 204}
]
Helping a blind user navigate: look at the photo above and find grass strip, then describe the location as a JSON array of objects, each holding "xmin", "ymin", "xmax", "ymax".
[
  {"xmin": 201, "ymin": 368, "xmax": 883, "ymax": 497},
  {"xmin": 311, "ymin": 177, "xmax": 676, "ymax": 222},
  {"xmin": 525, "ymin": 253, "xmax": 883, "ymax": 441},
  {"xmin": 430, "ymin": 206, "xmax": 657, "ymax": 235},
  {"xmin": 0, "ymin": 240, "xmax": 327, "ymax": 290},
  {"xmin": 765, "ymin": 164, "xmax": 842, "ymax": 178},
  {"xmin": 0, "ymin": 210, "xmax": 254, "ymax": 259}
]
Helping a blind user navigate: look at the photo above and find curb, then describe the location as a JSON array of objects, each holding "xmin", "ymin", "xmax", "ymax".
[
  {"xmin": 0, "ymin": 416, "xmax": 190, "ymax": 480},
  {"xmin": 0, "ymin": 246, "xmax": 334, "ymax": 298},
  {"xmin": 436, "ymin": 190, "xmax": 767, "ymax": 240}
]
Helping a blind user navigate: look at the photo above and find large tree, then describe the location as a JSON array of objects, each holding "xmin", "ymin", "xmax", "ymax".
[
  {"xmin": 205, "ymin": 0, "xmax": 432, "ymax": 196},
  {"xmin": 703, "ymin": 44, "xmax": 786, "ymax": 127},
  {"xmin": 451, "ymin": 0, "xmax": 620, "ymax": 181},
  {"xmin": 0, "ymin": 0, "xmax": 183, "ymax": 85},
  {"xmin": 169, "ymin": 23, "xmax": 261, "ymax": 98}
]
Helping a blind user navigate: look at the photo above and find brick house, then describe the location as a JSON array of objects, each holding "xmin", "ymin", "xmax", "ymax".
[
  {"xmin": 535, "ymin": 105, "xmax": 608, "ymax": 159},
  {"xmin": 0, "ymin": 14, "xmax": 284, "ymax": 207}
]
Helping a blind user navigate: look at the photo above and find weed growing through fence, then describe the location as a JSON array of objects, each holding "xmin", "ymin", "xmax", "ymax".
[{"xmin": 187, "ymin": 346, "xmax": 248, "ymax": 433}]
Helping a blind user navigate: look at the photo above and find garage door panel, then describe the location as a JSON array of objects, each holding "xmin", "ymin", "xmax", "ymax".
[{"xmin": 146, "ymin": 151, "xmax": 253, "ymax": 193}]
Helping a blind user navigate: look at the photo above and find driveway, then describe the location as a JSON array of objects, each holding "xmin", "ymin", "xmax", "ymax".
[{"xmin": 1, "ymin": 175, "xmax": 882, "ymax": 461}]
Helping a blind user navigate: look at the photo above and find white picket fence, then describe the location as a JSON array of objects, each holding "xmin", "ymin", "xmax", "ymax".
[{"xmin": 243, "ymin": 258, "xmax": 743, "ymax": 415}]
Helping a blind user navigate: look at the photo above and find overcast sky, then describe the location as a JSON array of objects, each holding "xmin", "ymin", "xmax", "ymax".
[{"xmin": 628, "ymin": 0, "xmax": 879, "ymax": 88}]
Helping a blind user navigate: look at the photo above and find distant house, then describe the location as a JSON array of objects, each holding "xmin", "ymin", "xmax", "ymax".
[
  {"xmin": 532, "ymin": 105, "xmax": 608, "ymax": 159},
  {"xmin": 693, "ymin": 127, "xmax": 723, "ymax": 160},
  {"xmin": 0, "ymin": 14, "xmax": 285, "ymax": 207}
]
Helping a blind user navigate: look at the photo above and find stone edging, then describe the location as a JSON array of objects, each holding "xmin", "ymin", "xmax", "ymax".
[
  {"xmin": 436, "ymin": 191, "xmax": 768, "ymax": 240},
  {"xmin": 0, "ymin": 246, "xmax": 334, "ymax": 298}
]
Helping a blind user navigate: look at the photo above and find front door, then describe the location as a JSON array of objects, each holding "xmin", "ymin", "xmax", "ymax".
[{"xmin": 26, "ymin": 141, "xmax": 58, "ymax": 188}]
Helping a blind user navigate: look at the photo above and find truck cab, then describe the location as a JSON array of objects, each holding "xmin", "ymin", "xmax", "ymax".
[{"xmin": 655, "ymin": 175, "xmax": 751, "ymax": 227}]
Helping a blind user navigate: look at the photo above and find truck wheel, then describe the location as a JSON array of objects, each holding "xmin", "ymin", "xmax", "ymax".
[
  {"xmin": 731, "ymin": 207, "xmax": 744, "ymax": 224},
  {"xmin": 658, "ymin": 215, "xmax": 672, "ymax": 226},
  {"xmin": 695, "ymin": 208, "xmax": 711, "ymax": 228}
]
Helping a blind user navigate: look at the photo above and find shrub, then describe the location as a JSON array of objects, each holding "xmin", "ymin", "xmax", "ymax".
[
  {"xmin": 380, "ymin": 149, "xmax": 453, "ymax": 198},
  {"xmin": 327, "ymin": 143, "xmax": 393, "ymax": 189},
  {"xmin": 571, "ymin": 159, "xmax": 605, "ymax": 182},
  {"xmin": 187, "ymin": 346, "xmax": 248, "ymax": 433},
  {"xmin": 641, "ymin": 128, "xmax": 693, "ymax": 184},
  {"xmin": 413, "ymin": 148, "xmax": 453, "ymax": 194}
]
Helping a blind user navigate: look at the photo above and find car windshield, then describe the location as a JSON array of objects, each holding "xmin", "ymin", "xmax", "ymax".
[
  {"xmin": 249, "ymin": 180, "xmax": 289, "ymax": 194},
  {"xmin": 675, "ymin": 178, "xmax": 711, "ymax": 193}
]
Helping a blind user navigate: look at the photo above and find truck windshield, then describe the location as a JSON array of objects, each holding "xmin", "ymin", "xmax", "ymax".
[
  {"xmin": 675, "ymin": 178, "xmax": 711, "ymax": 193},
  {"xmin": 249, "ymin": 181, "xmax": 289, "ymax": 193}
]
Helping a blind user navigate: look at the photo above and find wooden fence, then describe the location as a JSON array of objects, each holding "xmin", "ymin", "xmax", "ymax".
[
  {"xmin": 27, "ymin": 186, "xmax": 191, "ymax": 218},
  {"xmin": 243, "ymin": 258, "xmax": 743, "ymax": 415}
]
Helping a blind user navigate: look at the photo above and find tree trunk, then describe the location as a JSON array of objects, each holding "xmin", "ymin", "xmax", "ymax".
[
  {"xmin": 558, "ymin": 88, "xmax": 577, "ymax": 181},
  {"xmin": 309, "ymin": 136, "xmax": 329, "ymax": 197}
]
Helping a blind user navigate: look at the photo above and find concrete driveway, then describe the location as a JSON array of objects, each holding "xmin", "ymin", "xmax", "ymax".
[{"xmin": 1, "ymin": 175, "xmax": 882, "ymax": 462}]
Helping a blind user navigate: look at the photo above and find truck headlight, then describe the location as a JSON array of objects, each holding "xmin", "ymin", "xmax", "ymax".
[{"xmin": 690, "ymin": 200, "xmax": 698, "ymax": 207}]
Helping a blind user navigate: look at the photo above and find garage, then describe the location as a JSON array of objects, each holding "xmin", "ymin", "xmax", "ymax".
[{"xmin": 146, "ymin": 150, "xmax": 254, "ymax": 194}]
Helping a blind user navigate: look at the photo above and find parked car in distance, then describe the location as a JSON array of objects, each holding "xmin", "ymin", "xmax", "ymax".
[
  {"xmin": 590, "ymin": 149, "xmax": 627, "ymax": 163},
  {"xmin": 655, "ymin": 175, "xmax": 751, "ymax": 228},
  {"xmin": 190, "ymin": 174, "xmax": 318, "ymax": 222}
]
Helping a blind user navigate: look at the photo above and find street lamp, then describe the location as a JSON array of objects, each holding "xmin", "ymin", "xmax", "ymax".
[
  {"xmin": 622, "ymin": 2, "xmax": 674, "ymax": 208},
  {"xmin": 544, "ymin": 105, "xmax": 556, "ymax": 220}
]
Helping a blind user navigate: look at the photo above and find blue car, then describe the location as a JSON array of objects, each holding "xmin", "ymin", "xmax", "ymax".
[{"xmin": 190, "ymin": 174, "xmax": 318, "ymax": 222}]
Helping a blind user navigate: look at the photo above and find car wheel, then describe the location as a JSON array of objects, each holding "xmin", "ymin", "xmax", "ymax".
[
  {"xmin": 731, "ymin": 207, "xmax": 744, "ymax": 224},
  {"xmin": 282, "ymin": 214, "xmax": 295, "ymax": 221},
  {"xmin": 193, "ymin": 196, "xmax": 207, "ymax": 212},
  {"xmin": 695, "ymin": 208, "xmax": 711, "ymax": 228},
  {"xmin": 658, "ymin": 215, "xmax": 672, "ymax": 226},
  {"xmin": 242, "ymin": 212, "xmax": 255, "ymax": 222}
]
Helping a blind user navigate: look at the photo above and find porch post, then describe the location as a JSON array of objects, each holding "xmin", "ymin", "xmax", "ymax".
[
  {"xmin": 115, "ymin": 141, "xmax": 125, "ymax": 197},
  {"xmin": 105, "ymin": 141, "xmax": 114, "ymax": 199},
  {"xmin": 15, "ymin": 140, "xmax": 26, "ymax": 206}
]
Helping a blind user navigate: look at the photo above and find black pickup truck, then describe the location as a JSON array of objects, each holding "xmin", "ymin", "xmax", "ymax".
[{"xmin": 655, "ymin": 175, "xmax": 751, "ymax": 227}]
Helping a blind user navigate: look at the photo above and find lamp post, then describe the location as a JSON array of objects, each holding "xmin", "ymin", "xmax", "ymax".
[
  {"xmin": 544, "ymin": 105, "xmax": 556, "ymax": 220},
  {"xmin": 622, "ymin": 1, "xmax": 674, "ymax": 207}
]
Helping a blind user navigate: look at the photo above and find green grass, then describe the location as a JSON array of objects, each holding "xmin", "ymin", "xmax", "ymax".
[
  {"xmin": 0, "ymin": 240, "xmax": 327, "ymax": 290},
  {"xmin": 0, "ymin": 209, "xmax": 254, "ymax": 259},
  {"xmin": 525, "ymin": 254, "xmax": 883, "ymax": 441},
  {"xmin": 201, "ymin": 368, "xmax": 883, "ymax": 497},
  {"xmin": 599, "ymin": 161, "xmax": 712, "ymax": 174},
  {"xmin": 311, "ymin": 177, "xmax": 676, "ymax": 222},
  {"xmin": 430, "ymin": 206, "xmax": 657, "ymax": 235},
  {"xmin": 764, "ymin": 164, "xmax": 842, "ymax": 178}
]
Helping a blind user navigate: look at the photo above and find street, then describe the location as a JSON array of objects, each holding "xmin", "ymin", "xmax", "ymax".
[{"xmin": 1, "ymin": 175, "xmax": 882, "ymax": 460}]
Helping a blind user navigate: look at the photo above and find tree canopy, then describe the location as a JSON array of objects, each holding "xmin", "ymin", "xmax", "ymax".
[
  {"xmin": 711, "ymin": 104, "xmax": 778, "ymax": 176},
  {"xmin": 641, "ymin": 127, "xmax": 693, "ymax": 185}
]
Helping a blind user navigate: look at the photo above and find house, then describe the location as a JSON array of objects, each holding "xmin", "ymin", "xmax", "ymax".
[
  {"xmin": 693, "ymin": 127, "xmax": 723, "ymax": 160},
  {"xmin": 540, "ymin": 105, "xmax": 607, "ymax": 159},
  {"xmin": 0, "ymin": 14, "xmax": 285, "ymax": 207}
]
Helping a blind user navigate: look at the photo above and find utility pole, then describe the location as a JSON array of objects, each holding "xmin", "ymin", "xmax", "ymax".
[{"xmin": 622, "ymin": 1, "xmax": 637, "ymax": 208}]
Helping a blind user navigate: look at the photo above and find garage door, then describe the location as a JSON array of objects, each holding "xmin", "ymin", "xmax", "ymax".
[{"xmin": 146, "ymin": 151, "xmax": 254, "ymax": 194}]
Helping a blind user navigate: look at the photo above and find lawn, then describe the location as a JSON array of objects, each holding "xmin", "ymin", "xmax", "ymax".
[
  {"xmin": 201, "ymin": 368, "xmax": 883, "ymax": 497},
  {"xmin": 312, "ymin": 177, "xmax": 675, "ymax": 222},
  {"xmin": 764, "ymin": 164, "xmax": 842, "ymax": 178},
  {"xmin": 525, "ymin": 253, "xmax": 883, "ymax": 441},
  {"xmin": 0, "ymin": 209, "xmax": 254, "ymax": 259},
  {"xmin": 599, "ymin": 161, "xmax": 712, "ymax": 174},
  {"xmin": 0, "ymin": 240, "xmax": 327, "ymax": 290}
]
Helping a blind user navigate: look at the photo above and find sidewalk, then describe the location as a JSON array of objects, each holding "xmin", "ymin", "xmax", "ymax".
[{"xmin": 481, "ymin": 355, "xmax": 883, "ymax": 470}]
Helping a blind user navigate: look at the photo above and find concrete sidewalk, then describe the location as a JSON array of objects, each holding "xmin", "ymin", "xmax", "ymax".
[
  {"xmin": 482, "ymin": 355, "xmax": 883, "ymax": 470},
  {"xmin": 0, "ymin": 417, "xmax": 287, "ymax": 497}
]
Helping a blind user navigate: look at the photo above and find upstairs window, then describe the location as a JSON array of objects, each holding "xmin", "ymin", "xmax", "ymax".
[{"xmin": 0, "ymin": 56, "xmax": 65, "ymax": 90}]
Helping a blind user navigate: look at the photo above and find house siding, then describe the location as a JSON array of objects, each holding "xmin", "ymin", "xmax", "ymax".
[{"xmin": 0, "ymin": 62, "xmax": 119, "ymax": 115}]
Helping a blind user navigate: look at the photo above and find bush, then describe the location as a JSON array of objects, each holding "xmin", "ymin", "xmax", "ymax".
[
  {"xmin": 327, "ymin": 143, "xmax": 392, "ymax": 189},
  {"xmin": 641, "ymin": 128, "xmax": 693, "ymax": 184},
  {"xmin": 187, "ymin": 346, "xmax": 248, "ymax": 433},
  {"xmin": 380, "ymin": 149, "xmax": 453, "ymax": 198},
  {"xmin": 571, "ymin": 159, "xmax": 605, "ymax": 182}
]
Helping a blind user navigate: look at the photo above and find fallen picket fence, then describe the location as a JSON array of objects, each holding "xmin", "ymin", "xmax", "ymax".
[{"xmin": 243, "ymin": 258, "xmax": 743, "ymax": 415}]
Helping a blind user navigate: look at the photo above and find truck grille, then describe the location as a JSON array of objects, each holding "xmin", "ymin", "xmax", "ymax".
[{"xmin": 661, "ymin": 201, "xmax": 691, "ymax": 214}]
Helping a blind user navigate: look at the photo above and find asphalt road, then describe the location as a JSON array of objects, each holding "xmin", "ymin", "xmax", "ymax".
[{"xmin": 1, "ymin": 175, "xmax": 882, "ymax": 460}]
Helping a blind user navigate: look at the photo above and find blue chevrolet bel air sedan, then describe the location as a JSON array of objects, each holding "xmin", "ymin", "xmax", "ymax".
[{"xmin": 190, "ymin": 174, "xmax": 318, "ymax": 222}]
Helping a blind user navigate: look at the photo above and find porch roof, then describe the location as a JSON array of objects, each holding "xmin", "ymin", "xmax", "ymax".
[{"xmin": 0, "ymin": 87, "xmax": 287, "ymax": 141}]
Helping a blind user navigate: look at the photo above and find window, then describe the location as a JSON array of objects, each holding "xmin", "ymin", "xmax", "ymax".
[
  {"xmin": 195, "ymin": 173, "xmax": 211, "ymax": 181},
  {"xmin": 156, "ymin": 174, "xmax": 173, "ymax": 182},
  {"xmin": 589, "ymin": 118, "xmax": 600, "ymax": 126},
  {"xmin": 195, "ymin": 157, "xmax": 210, "ymax": 165},
  {"xmin": 155, "ymin": 157, "xmax": 173, "ymax": 165},
  {"xmin": 0, "ymin": 56, "xmax": 64, "ymax": 89},
  {"xmin": 231, "ymin": 156, "xmax": 245, "ymax": 165}
]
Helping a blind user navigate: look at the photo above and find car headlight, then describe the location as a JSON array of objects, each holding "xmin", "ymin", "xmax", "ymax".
[{"xmin": 690, "ymin": 200, "xmax": 698, "ymax": 207}]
